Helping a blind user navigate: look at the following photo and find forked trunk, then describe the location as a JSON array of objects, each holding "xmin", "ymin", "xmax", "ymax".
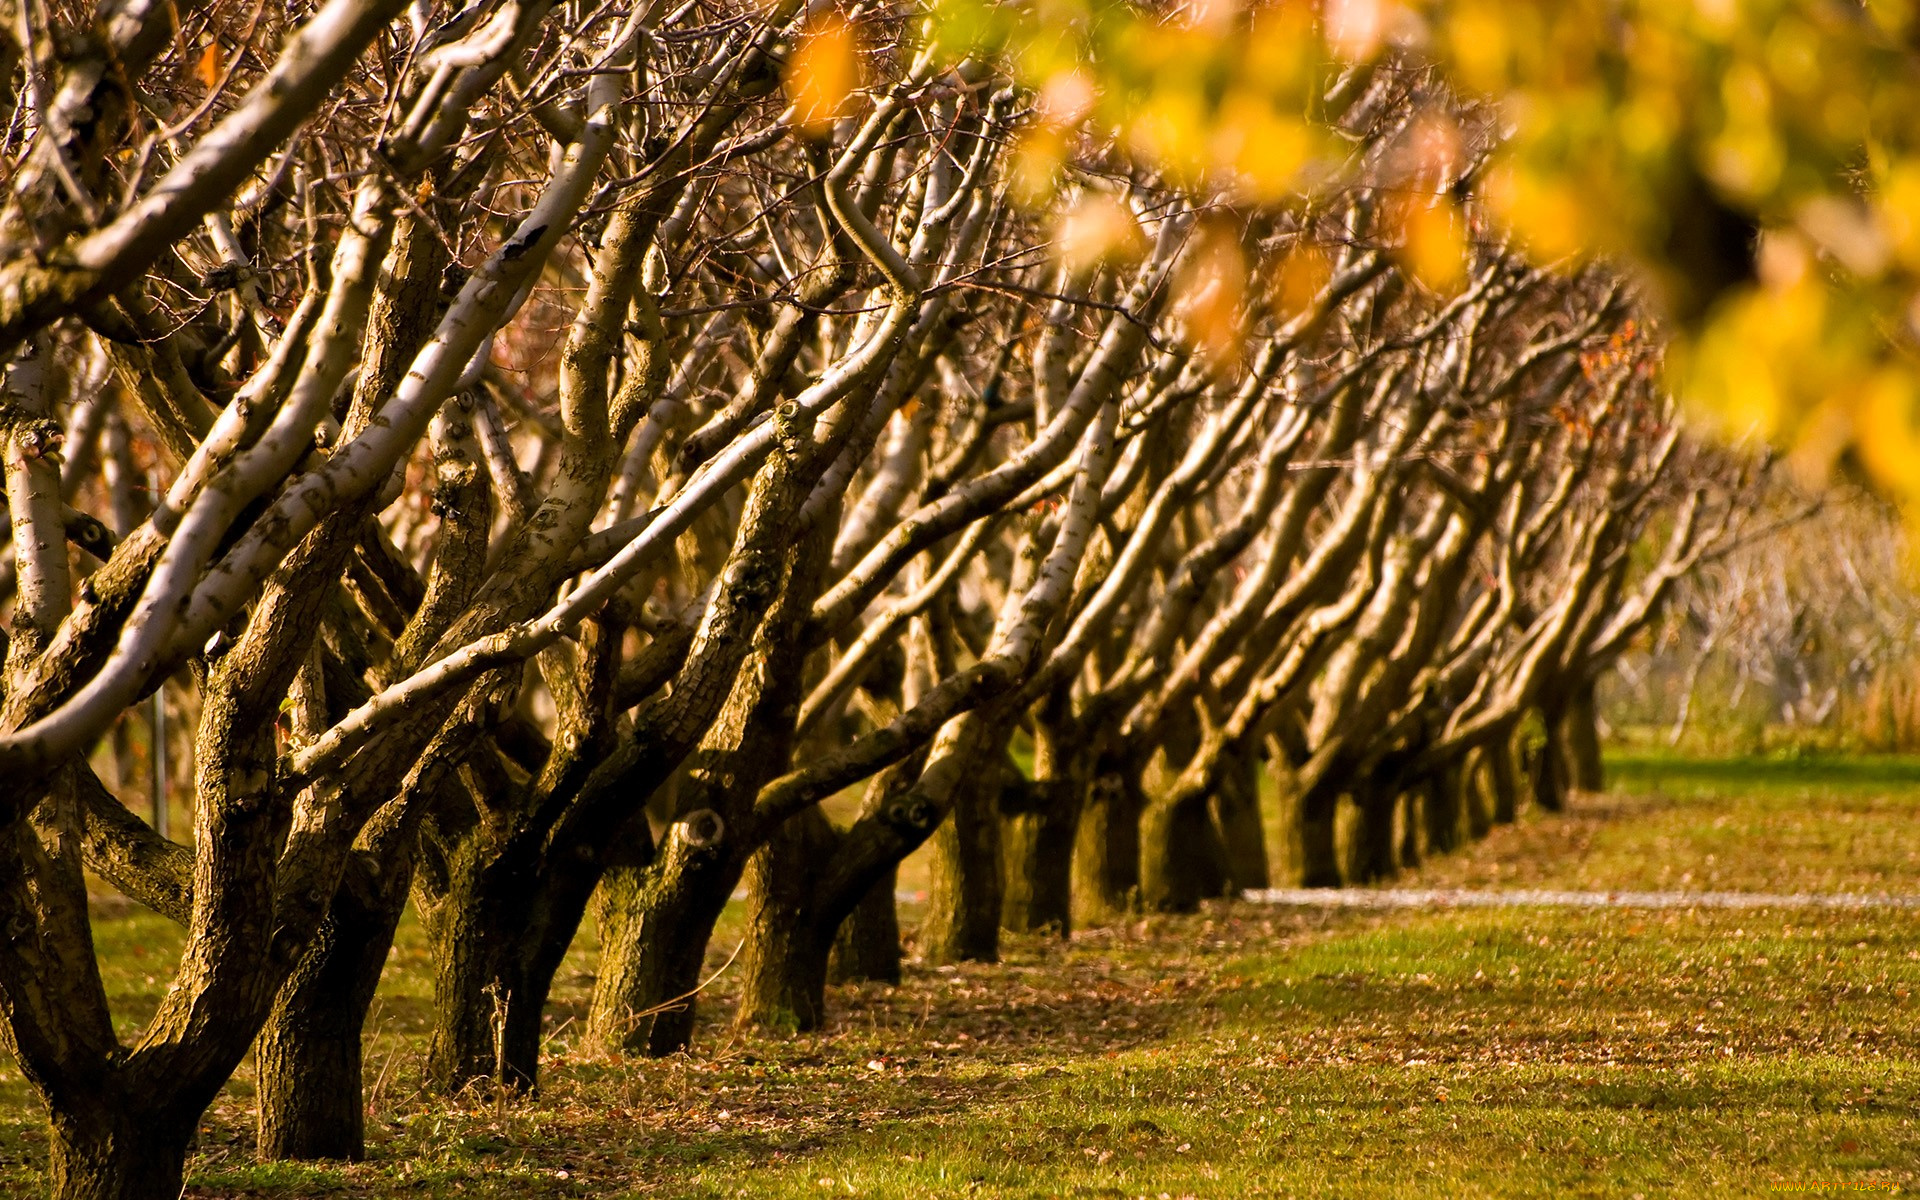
[
  {"xmin": 48, "ymin": 1103, "xmax": 196, "ymax": 1200},
  {"xmin": 256, "ymin": 854, "xmax": 412, "ymax": 1161}
]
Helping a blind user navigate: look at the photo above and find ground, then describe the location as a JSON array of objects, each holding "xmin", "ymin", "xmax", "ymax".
[{"xmin": 2, "ymin": 753, "xmax": 1917, "ymax": 1197}]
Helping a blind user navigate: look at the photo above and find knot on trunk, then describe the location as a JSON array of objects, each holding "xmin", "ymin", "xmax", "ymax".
[
  {"xmin": 884, "ymin": 798, "xmax": 936, "ymax": 832},
  {"xmin": 677, "ymin": 808, "xmax": 725, "ymax": 848}
]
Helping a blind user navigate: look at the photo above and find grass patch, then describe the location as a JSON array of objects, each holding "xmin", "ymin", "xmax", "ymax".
[{"xmin": 3, "ymin": 755, "xmax": 1917, "ymax": 1197}]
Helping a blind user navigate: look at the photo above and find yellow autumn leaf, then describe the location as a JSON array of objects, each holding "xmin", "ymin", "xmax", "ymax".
[
  {"xmin": 1269, "ymin": 242, "xmax": 1333, "ymax": 320},
  {"xmin": 1173, "ymin": 222, "xmax": 1251, "ymax": 365},
  {"xmin": 1396, "ymin": 196, "xmax": 1468, "ymax": 295},
  {"xmin": 1053, "ymin": 193, "xmax": 1146, "ymax": 276},
  {"xmin": 786, "ymin": 13, "xmax": 860, "ymax": 138},
  {"xmin": 196, "ymin": 43, "xmax": 222, "ymax": 92}
]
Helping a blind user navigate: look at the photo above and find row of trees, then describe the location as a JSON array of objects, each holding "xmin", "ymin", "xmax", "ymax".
[{"xmin": 0, "ymin": 2, "xmax": 1761, "ymax": 1198}]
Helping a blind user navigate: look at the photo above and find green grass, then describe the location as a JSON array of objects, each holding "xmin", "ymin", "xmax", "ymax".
[{"xmin": 3, "ymin": 754, "xmax": 1918, "ymax": 1197}]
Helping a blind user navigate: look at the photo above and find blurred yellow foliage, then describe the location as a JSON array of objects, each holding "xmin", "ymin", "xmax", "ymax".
[
  {"xmin": 1054, "ymin": 192, "xmax": 1147, "ymax": 276},
  {"xmin": 915, "ymin": 0, "xmax": 1920, "ymax": 518},
  {"xmin": 786, "ymin": 12, "xmax": 861, "ymax": 137},
  {"xmin": 1173, "ymin": 222, "xmax": 1252, "ymax": 365}
]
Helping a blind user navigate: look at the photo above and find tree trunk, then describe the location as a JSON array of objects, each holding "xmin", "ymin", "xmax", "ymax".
[
  {"xmin": 829, "ymin": 867, "xmax": 902, "ymax": 985},
  {"xmin": 1424, "ymin": 765, "xmax": 1463, "ymax": 856},
  {"xmin": 1563, "ymin": 679, "xmax": 1605, "ymax": 792},
  {"xmin": 1488, "ymin": 733, "xmax": 1519, "ymax": 824},
  {"xmin": 1399, "ymin": 788, "xmax": 1424, "ymax": 870},
  {"xmin": 417, "ymin": 823, "xmax": 602, "ymax": 1098},
  {"xmin": 585, "ymin": 829, "xmax": 742, "ymax": 1057},
  {"xmin": 1138, "ymin": 790, "xmax": 1227, "ymax": 913},
  {"xmin": 1299, "ymin": 792, "xmax": 1342, "ymax": 888},
  {"xmin": 1000, "ymin": 787, "xmax": 1076, "ymax": 936},
  {"xmin": 1463, "ymin": 748, "xmax": 1493, "ymax": 840},
  {"xmin": 922, "ymin": 760, "xmax": 1004, "ymax": 964},
  {"xmin": 255, "ymin": 843, "xmax": 414, "ymax": 1161},
  {"xmin": 1354, "ymin": 788, "xmax": 1400, "ymax": 882},
  {"xmin": 1071, "ymin": 766, "xmax": 1140, "ymax": 923},
  {"xmin": 736, "ymin": 807, "xmax": 838, "ymax": 1032},
  {"xmin": 1530, "ymin": 709, "xmax": 1568, "ymax": 813},
  {"xmin": 422, "ymin": 885, "xmax": 547, "ymax": 1095},
  {"xmin": 1209, "ymin": 751, "xmax": 1270, "ymax": 892},
  {"xmin": 47, "ymin": 1104, "xmax": 196, "ymax": 1200}
]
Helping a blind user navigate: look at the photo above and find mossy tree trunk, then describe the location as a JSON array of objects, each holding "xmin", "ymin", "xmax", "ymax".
[
  {"xmin": 254, "ymin": 851, "xmax": 411, "ymax": 1160},
  {"xmin": 585, "ymin": 815, "xmax": 741, "ymax": 1056},
  {"xmin": 47, "ymin": 1102, "xmax": 200, "ymax": 1200},
  {"xmin": 829, "ymin": 866, "xmax": 903, "ymax": 985},
  {"xmin": 1563, "ymin": 679, "xmax": 1605, "ymax": 792},
  {"xmin": 1072, "ymin": 760, "xmax": 1141, "ymax": 923},
  {"xmin": 736, "ymin": 806, "xmax": 840, "ymax": 1032},
  {"xmin": 1210, "ymin": 748, "xmax": 1270, "ymax": 892},
  {"xmin": 922, "ymin": 743, "xmax": 1009, "ymax": 964}
]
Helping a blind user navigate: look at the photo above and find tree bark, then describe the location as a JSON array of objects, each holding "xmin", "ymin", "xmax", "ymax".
[
  {"xmin": 585, "ymin": 819, "xmax": 743, "ymax": 1056},
  {"xmin": 47, "ymin": 1103, "xmax": 196, "ymax": 1200},
  {"xmin": 999, "ymin": 774, "xmax": 1077, "ymax": 935},
  {"xmin": 829, "ymin": 867, "xmax": 902, "ymax": 985},
  {"xmin": 736, "ymin": 806, "xmax": 838, "ymax": 1032},
  {"xmin": 254, "ymin": 853, "xmax": 410, "ymax": 1160},
  {"xmin": 1563, "ymin": 679, "xmax": 1605, "ymax": 792},
  {"xmin": 1071, "ymin": 765, "xmax": 1140, "ymax": 923},
  {"xmin": 921, "ymin": 754, "xmax": 1005, "ymax": 963}
]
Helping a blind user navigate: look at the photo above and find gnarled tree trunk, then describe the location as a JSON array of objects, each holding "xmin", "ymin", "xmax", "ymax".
[
  {"xmin": 922, "ymin": 751, "xmax": 1007, "ymax": 963},
  {"xmin": 48, "ymin": 1102, "xmax": 198, "ymax": 1200},
  {"xmin": 254, "ymin": 857, "xmax": 410, "ymax": 1160}
]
